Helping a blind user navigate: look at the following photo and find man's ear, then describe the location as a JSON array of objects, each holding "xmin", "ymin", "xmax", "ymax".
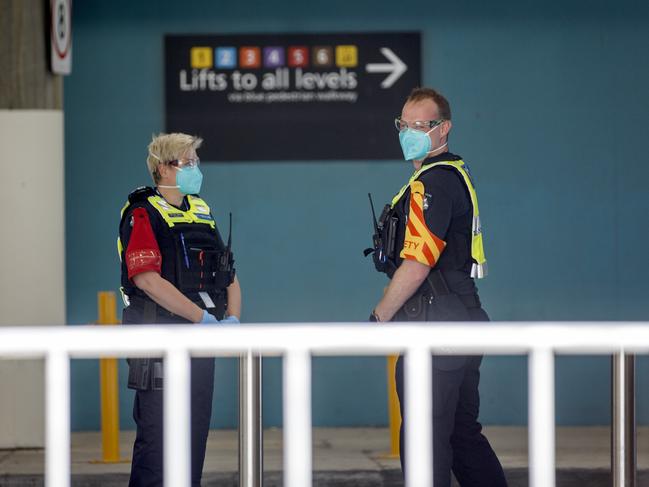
[{"xmin": 442, "ymin": 120, "xmax": 453, "ymax": 138}]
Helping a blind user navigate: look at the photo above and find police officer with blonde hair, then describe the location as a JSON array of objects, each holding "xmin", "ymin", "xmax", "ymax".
[
  {"xmin": 366, "ymin": 88, "xmax": 507, "ymax": 486},
  {"xmin": 118, "ymin": 133, "xmax": 241, "ymax": 486}
]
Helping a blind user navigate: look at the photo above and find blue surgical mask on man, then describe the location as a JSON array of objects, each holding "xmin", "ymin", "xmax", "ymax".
[{"xmin": 398, "ymin": 123, "xmax": 447, "ymax": 161}]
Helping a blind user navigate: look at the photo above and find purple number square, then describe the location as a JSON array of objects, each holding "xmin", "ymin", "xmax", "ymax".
[{"xmin": 263, "ymin": 47, "xmax": 285, "ymax": 68}]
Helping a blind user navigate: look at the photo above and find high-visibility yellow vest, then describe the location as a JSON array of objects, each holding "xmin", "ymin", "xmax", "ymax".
[
  {"xmin": 117, "ymin": 193, "xmax": 215, "ymax": 257},
  {"xmin": 391, "ymin": 159, "xmax": 487, "ymax": 279}
]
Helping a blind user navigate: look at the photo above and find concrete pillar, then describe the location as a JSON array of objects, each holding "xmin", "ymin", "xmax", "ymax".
[{"xmin": 0, "ymin": 0, "xmax": 65, "ymax": 448}]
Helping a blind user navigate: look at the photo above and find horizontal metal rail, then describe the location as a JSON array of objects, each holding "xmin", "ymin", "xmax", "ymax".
[{"xmin": 0, "ymin": 322, "xmax": 647, "ymax": 487}]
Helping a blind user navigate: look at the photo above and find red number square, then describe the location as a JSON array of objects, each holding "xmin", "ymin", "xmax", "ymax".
[
  {"xmin": 239, "ymin": 47, "xmax": 261, "ymax": 69},
  {"xmin": 288, "ymin": 46, "xmax": 309, "ymax": 68}
]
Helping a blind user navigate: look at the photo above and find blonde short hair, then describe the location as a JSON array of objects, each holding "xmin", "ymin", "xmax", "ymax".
[{"xmin": 146, "ymin": 133, "xmax": 203, "ymax": 183}]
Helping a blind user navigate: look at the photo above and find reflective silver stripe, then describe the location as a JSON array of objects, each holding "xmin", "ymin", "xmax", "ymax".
[
  {"xmin": 471, "ymin": 262, "xmax": 488, "ymax": 279},
  {"xmin": 198, "ymin": 291, "xmax": 216, "ymax": 309},
  {"xmin": 119, "ymin": 287, "xmax": 131, "ymax": 307},
  {"xmin": 472, "ymin": 215, "xmax": 482, "ymax": 236}
]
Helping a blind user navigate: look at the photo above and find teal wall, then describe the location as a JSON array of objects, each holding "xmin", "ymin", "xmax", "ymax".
[{"xmin": 65, "ymin": 0, "xmax": 649, "ymax": 430}]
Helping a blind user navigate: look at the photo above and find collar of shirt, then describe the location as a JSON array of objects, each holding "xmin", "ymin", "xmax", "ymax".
[
  {"xmin": 421, "ymin": 151, "xmax": 462, "ymax": 165},
  {"xmin": 155, "ymin": 188, "xmax": 190, "ymax": 211}
]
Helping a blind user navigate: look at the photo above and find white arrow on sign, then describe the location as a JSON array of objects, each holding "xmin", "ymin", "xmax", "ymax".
[{"xmin": 365, "ymin": 48, "xmax": 408, "ymax": 89}]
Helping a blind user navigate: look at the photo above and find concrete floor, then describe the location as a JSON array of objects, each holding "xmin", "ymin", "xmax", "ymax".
[{"xmin": 1, "ymin": 426, "xmax": 648, "ymax": 486}]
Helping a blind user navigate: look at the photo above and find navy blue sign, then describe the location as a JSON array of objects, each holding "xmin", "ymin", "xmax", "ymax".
[{"xmin": 165, "ymin": 32, "xmax": 421, "ymax": 161}]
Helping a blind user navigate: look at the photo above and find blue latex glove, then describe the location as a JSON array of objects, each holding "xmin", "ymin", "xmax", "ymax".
[
  {"xmin": 220, "ymin": 315, "xmax": 240, "ymax": 325},
  {"xmin": 200, "ymin": 310, "xmax": 220, "ymax": 325}
]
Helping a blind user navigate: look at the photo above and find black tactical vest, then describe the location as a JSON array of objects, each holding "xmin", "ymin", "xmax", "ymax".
[{"xmin": 118, "ymin": 187, "xmax": 234, "ymax": 319}]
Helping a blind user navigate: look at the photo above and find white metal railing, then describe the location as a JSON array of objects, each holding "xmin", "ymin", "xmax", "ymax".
[{"xmin": 0, "ymin": 322, "xmax": 648, "ymax": 487}]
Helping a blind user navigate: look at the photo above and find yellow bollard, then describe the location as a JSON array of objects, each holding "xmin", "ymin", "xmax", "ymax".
[
  {"xmin": 375, "ymin": 286, "xmax": 401, "ymax": 459},
  {"xmin": 92, "ymin": 291, "xmax": 128, "ymax": 463},
  {"xmin": 387, "ymin": 354, "xmax": 401, "ymax": 457},
  {"xmin": 379, "ymin": 354, "xmax": 401, "ymax": 459}
]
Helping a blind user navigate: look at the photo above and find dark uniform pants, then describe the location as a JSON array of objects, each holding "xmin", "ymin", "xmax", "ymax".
[
  {"xmin": 128, "ymin": 357, "xmax": 215, "ymax": 487},
  {"xmin": 395, "ymin": 307, "xmax": 508, "ymax": 487}
]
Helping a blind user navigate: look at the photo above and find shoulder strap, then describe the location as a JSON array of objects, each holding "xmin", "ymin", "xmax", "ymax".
[
  {"xmin": 391, "ymin": 160, "xmax": 464, "ymax": 208},
  {"xmin": 390, "ymin": 160, "xmax": 488, "ymax": 278},
  {"xmin": 147, "ymin": 194, "xmax": 216, "ymax": 229},
  {"xmin": 128, "ymin": 186, "xmax": 156, "ymax": 205}
]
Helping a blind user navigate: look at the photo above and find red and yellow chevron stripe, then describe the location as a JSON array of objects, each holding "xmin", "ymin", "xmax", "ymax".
[{"xmin": 399, "ymin": 181, "xmax": 446, "ymax": 267}]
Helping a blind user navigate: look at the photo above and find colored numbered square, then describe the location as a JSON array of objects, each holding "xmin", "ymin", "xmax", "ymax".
[
  {"xmin": 215, "ymin": 47, "xmax": 237, "ymax": 69},
  {"xmin": 239, "ymin": 47, "xmax": 261, "ymax": 69},
  {"xmin": 312, "ymin": 46, "xmax": 333, "ymax": 67},
  {"xmin": 288, "ymin": 46, "xmax": 309, "ymax": 68},
  {"xmin": 335, "ymin": 45, "xmax": 358, "ymax": 68},
  {"xmin": 263, "ymin": 47, "xmax": 285, "ymax": 68},
  {"xmin": 190, "ymin": 47, "xmax": 213, "ymax": 69}
]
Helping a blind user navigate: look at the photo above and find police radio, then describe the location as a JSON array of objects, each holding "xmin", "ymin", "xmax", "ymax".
[
  {"xmin": 364, "ymin": 193, "xmax": 397, "ymax": 277},
  {"xmin": 363, "ymin": 193, "xmax": 386, "ymax": 262},
  {"xmin": 217, "ymin": 212, "xmax": 236, "ymax": 287}
]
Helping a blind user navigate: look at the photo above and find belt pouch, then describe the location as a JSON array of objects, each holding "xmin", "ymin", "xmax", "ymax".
[
  {"xmin": 426, "ymin": 293, "xmax": 472, "ymax": 322},
  {"xmin": 127, "ymin": 358, "xmax": 151, "ymax": 391},
  {"xmin": 402, "ymin": 293, "xmax": 426, "ymax": 321}
]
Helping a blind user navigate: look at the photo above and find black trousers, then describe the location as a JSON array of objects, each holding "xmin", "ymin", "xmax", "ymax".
[
  {"xmin": 395, "ymin": 308, "xmax": 508, "ymax": 487},
  {"xmin": 128, "ymin": 357, "xmax": 215, "ymax": 487},
  {"xmin": 123, "ymin": 301, "xmax": 219, "ymax": 487}
]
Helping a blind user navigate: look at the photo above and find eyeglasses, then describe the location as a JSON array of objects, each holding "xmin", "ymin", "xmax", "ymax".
[
  {"xmin": 168, "ymin": 157, "xmax": 200, "ymax": 169},
  {"xmin": 394, "ymin": 117, "xmax": 444, "ymax": 132}
]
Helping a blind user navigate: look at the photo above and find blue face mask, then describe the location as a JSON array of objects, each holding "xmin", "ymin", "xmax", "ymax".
[
  {"xmin": 175, "ymin": 166, "xmax": 203, "ymax": 195},
  {"xmin": 151, "ymin": 150, "xmax": 204, "ymax": 195},
  {"xmin": 398, "ymin": 124, "xmax": 446, "ymax": 161}
]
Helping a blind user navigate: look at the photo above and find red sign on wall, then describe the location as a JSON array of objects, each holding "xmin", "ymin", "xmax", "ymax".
[{"xmin": 50, "ymin": 0, "xmax": 72, "ymax": 75}]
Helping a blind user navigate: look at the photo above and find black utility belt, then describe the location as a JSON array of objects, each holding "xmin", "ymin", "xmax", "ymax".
[
  {"xmin": 400, "ymin": 270, "xmax": 481, "ymax": 322},
  {"xmin": 127, "ymin": 291, "xmax": 226, "ymax": 324},
  {"xmin": 401, "ymin": 292, "xmax": 480, "ymax": 322},
  {"xmin": 420, "ymin": 291, "xmax": 481, "ymax": 310}
]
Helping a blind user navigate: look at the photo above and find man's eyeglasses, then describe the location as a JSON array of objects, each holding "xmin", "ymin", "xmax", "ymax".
[
  {"xmin": 168, "ymin": 157, "xmax": 200, "ymax": 169},
  {"xmin": 394, "ymin": 117, "xmax": 444, "ymax": 132}
]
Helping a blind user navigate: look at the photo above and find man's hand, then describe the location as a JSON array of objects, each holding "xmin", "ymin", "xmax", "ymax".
[{"xmin": 373, "ymin": 259, "xmax": 431, "ymax": 322}]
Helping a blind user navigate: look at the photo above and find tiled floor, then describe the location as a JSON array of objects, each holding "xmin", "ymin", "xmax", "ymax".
[{"xmin": 0, "ymin": 426, "xmax": 647, "ymax": 476}]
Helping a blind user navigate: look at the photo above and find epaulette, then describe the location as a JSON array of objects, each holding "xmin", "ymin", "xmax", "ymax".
[{"xmin": 127, "ymin": 186, "xmax": 156, "ymax": 204}]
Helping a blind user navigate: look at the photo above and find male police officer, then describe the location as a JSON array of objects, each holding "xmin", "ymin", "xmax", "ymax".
[
  {"xmin": 118, "ymin": 133, "xmax": 242, "ymax": 486},
  {"xmin": 367, "ymin": 88, "xmax": 507, "ymax": 486}
]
